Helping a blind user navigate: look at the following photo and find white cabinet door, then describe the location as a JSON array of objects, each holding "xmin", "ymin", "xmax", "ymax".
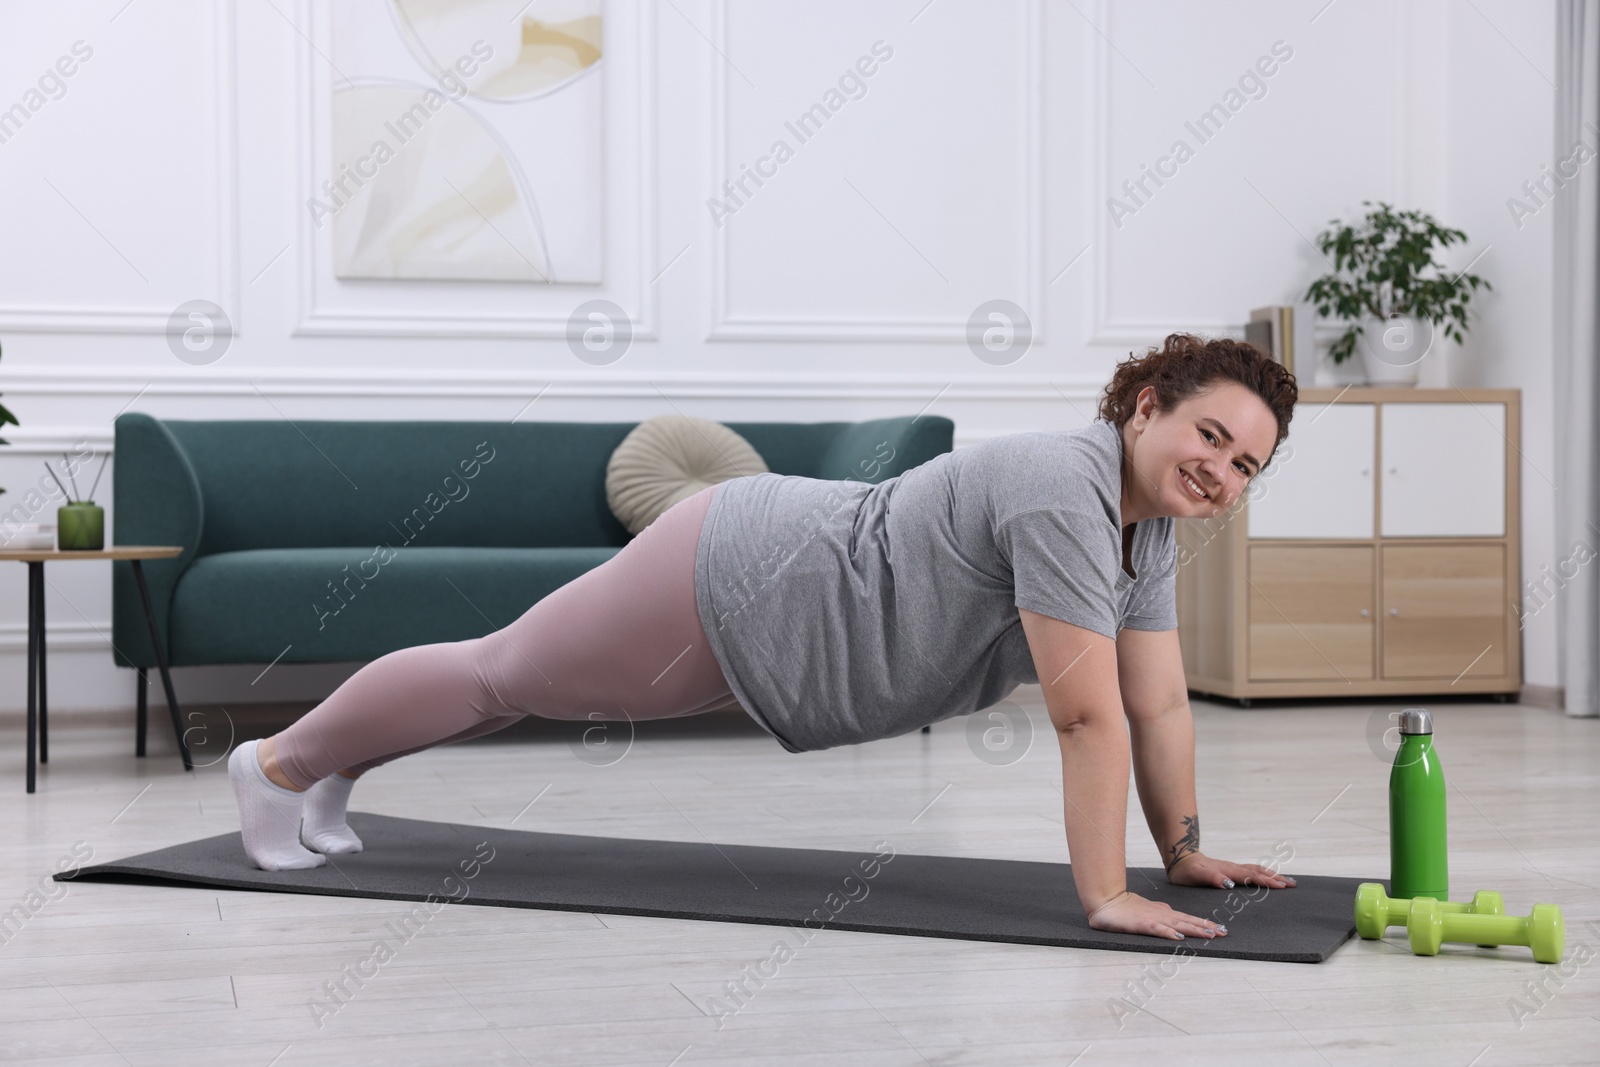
[
  {"xmin": 1248, "ymin": 403, "xmax": 1375, "ymax": 539},
  {"xmin": 1380, "ymin": 403, "xmax": 1505, "ymax": 537}
]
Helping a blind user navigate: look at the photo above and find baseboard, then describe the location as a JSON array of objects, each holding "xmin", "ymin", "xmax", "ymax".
[
  {"xmin": 1518, "ymin": 684, "xmax": 1563, "ymax": 710},
  {"xmin": 0, "ymin": 703, "xmax": 768, "ymax": 760}
]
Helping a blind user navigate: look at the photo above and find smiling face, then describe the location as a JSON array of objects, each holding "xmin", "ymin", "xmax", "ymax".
[{"xmin": 1118, "ymin": 381, "xmax": 1281, "ymax": 526}]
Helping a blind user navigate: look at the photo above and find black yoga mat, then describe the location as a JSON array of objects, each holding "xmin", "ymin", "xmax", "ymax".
[{"xmin": 59, "ymin": 812, "xmax": 1371, "ymax": 963}]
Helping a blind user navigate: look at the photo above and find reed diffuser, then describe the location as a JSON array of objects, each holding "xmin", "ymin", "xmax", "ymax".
[{"xmin": 45, "ymin": 452, "xmax": 107, "ymax": 551}]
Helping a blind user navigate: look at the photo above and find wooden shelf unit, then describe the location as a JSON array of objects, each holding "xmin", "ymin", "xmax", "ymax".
[{"xmin": 1176, "ymin": 387, "xmax": 1522, "ymax": 702}]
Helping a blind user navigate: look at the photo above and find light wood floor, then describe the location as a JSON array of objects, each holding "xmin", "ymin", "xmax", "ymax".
[{"xmin": 2, "ymin": 692, "xmax": 1597, "ymax": 1066}]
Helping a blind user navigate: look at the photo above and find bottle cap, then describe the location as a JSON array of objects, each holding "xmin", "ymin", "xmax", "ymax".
[{"xmin": 1398, "ymin": 708, "xmax": 1432, "ymax": 735}]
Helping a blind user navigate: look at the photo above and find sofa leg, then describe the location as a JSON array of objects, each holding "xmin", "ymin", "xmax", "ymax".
[{"xmin": 136, "ymin": 666, "xmax": 147, "ymax": 758}]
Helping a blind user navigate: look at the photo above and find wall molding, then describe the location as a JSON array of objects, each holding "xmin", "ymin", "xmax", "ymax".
[
  {"xmin": 0, "ymin": 426, "xmax": 115, "ymax": 453},
  {"xmin": 1086, "ymin": 0, "xmax": 1407, "ymax": 346},
  {"xmin": 707, "ymin": 0, "xmax": 1044, "ymax": 342},
  {"xmin": 0, "ymin": 364, "xmax": 1107, "ymax": 403},
  {"xmin": 291, "ymin": 0, "xmax": 659, "ymax": 340},
  {"xmin": 0, "ymin": 1, "xmax": 240, "ymax": 335},
  {"xmin": 0, "ymin": 622, "xmax": 108, "ymax": 653}
]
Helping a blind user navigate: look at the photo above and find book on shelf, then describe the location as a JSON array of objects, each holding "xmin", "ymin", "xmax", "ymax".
[{"xmin": 1244, "ymin": 305, "xmax": 1314, "ymax": 377}]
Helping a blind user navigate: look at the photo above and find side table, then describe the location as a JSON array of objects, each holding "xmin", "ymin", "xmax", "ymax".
[{"xmin": 2, "ymin": 546, "xmax": 191, "ymax": 793}]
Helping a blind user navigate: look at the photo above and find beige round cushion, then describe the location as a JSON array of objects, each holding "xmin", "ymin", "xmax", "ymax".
[{"xmin": 605, "ymin": 414, "xmax": 768, "ymax": 535}]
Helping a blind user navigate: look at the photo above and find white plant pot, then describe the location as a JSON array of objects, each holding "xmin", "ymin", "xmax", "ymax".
[{"xmin": 1356, "ymin": 314, "xmax": 1428, "ymax": 386}]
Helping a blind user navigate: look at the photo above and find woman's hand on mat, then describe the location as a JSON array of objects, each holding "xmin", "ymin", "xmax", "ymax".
[
  {"xmin": 1166, "ymin": 851, "xmax": 1297, "ymax": 891},
  {"xmin": 1084, "ymin": 891, "xmax": 1226, "ymax": 940}
]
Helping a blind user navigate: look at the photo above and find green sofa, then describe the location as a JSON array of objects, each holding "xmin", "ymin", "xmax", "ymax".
[{"xmin": 111, "ymin": 413, "xmax": 955, "ymax": 720}]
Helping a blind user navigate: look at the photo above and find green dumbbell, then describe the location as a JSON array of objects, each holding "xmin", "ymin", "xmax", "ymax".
[
  {"xmin": 1405, "ymin": 896, "xmax": 1566, "ymax": 964},
  {"xmin": 1354, "ymin": 882, "xmax": 1503, "ymax": 941}
]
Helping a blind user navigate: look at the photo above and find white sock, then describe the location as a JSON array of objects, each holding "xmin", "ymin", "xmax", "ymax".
[
  {"xmin": 300, "ymin": 771, "xmax": 364, "ymax": 854},
  {"xmin": 228, "ymin": 739, "xmax": 326, "ymax": 871}
]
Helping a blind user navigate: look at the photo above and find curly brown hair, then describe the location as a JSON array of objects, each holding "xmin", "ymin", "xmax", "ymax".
[{"xmin": 1096, "ymin": 332, "xmax": 1299, "ymax": 473}]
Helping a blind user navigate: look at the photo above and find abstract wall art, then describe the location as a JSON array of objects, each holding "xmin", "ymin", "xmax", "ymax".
[{"xmin": 316, "ymin": 0, "xmax": 603, "ymax": 283}]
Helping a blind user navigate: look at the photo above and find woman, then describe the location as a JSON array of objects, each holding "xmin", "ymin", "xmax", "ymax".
[{"xmin": 230, "ymin": 332, "xmax": 1299, "ymax": 943}]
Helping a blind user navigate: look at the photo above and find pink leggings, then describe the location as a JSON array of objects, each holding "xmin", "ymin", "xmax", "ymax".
[{"xmin": 272, "ymin": 483, "xmax": 738, "ymax": 789}]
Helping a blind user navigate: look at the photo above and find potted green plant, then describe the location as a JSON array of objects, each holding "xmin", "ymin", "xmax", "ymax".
[
  {"xmin": 0, "ymin": 340, "xmax": 16, "ymax": 497},
  {"xmin": 1302, "ymin": 200, "xmax": 1492, "ymax": 385}
]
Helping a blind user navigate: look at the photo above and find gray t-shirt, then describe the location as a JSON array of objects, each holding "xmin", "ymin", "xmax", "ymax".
[{"xmin": 693, "ymin": 419, "xmax": 1177, "ymax": 753}]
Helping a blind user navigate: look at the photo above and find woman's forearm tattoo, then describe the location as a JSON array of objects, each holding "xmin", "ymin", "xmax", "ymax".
[{"xmin": 1165, "ymin": 815, "xmax": 1200, "ymax": 870}]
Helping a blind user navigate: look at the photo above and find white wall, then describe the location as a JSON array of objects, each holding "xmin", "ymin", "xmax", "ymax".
[{"xmin": 0, "ymin": 0, "xmax": 1561, "ymax": 713}]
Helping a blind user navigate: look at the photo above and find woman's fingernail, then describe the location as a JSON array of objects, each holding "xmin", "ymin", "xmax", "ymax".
[
  {"xmin": 1175, "ymin": 933, "xmax": 1185, "ymax": 939},
  {"xmin": 1217, "ymin": 925, "xmax": 1228, "ymax": 933},
  {"xmin": 1222, "ymin": 878, "xmax": 1235, "ymax": 888}
]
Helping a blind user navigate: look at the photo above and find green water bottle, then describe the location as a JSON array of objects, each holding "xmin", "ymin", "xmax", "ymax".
[{"xmin": 1389, "ymin": 708, "xmax": 1448, "ymax": 900}]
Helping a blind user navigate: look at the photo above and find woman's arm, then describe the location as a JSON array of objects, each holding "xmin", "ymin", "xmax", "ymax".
[
  {"xmin": 1019, "ymin": 609, "xmax": 1226, "ymax": 940},
  {"xmin": 1127, "ymin": 690, "xmax": 1202, "ymax": 873},
  {"xmin": 1111, "ymin": 629, "xmax": 1204, "ymax": 870},
  {"xmin": 1115, "ymin": 627, "xmax": 1296, "ymax": 890},
  {"xmin": 1053, "ymin": 680, "xmax": 1134, "ymax": 915}
]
